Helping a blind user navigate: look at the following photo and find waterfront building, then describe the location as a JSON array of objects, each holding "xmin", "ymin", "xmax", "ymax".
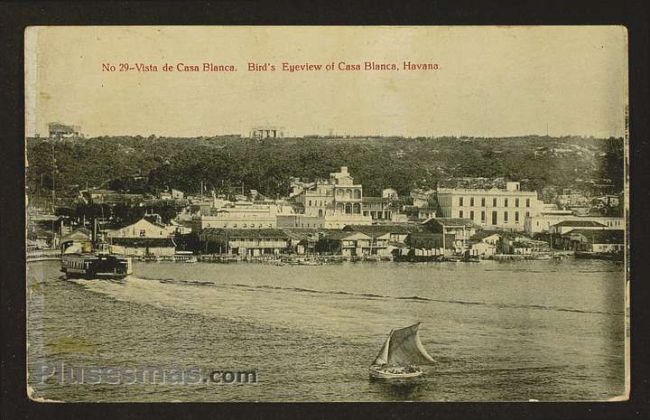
[
  {"xmin": 106, "ymin": 217, "xmax": 176, "ymax": 256},
  {"xmin": 403, "ymin": 233, "xmax": 445, "ymax": 256},
  {"xmin": 561, "ymin": 229, "xmax": 624, "ymax": 253},
  {"xmin": 108, "ymin": 237, "xmax": 177, "ymax": 257},
  {"xmin": 340, "ymin": 224, "xmax": 424, "ymax": 256},
  {"xmin": 422, "ymin": 218, "xmax": 477, "ymax": 249},
  {"xmin": 107, "ymin": 217, "xmax": 174, "ymax": 238},
  {"xmin": 315, "ymin": 231, "xmax": 374, "ymax": 257},
  {"xmin": 436, "ymin": 182, "xmax": 542, "ymax": 231},
  {"xmin": 499, "ymin": 236, "xmax": 550, "ymax": 255},
  {"xmin": 468, "ymin": 241, "xmax": 496, "ymax": 258},
  {"xmin": 198, "ymin": 228, "xmax": 290, "ymax": 256},
  {"xmin": 525, "ymin": 213, "xmax": 625, "ymax": 235},
  {"xmin": 548, "ymin": 220, "xmax": 608, "ymax": 236},
  {"xmin": 283, "ymin": 230, "xmax": 322, "ymax": 255},
  {"xmin": 468, "ymin": 231, "xmax": 501, "ymax": 258},
  {"xmin": 342, "ymin": 224, "xmax": 423, "ymax": 244},
  {"xmin": 523, "ymin": 208, "xmax": 575, "ymax": 235}
]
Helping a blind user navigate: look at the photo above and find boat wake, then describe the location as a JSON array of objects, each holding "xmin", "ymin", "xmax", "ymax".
[{"xmin": 70, "ymin": 275, "xmax": 622, "ymax": 317}]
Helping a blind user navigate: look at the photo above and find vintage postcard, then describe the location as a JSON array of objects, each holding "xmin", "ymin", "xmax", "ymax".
[{"xmin": 25, "ymin": 26, "xmax": 628, "ymax": 402}]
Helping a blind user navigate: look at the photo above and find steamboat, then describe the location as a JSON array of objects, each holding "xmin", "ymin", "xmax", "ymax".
[{"xmin": 60, "ymin": 220, "xmax": 133, "ymax": 280}]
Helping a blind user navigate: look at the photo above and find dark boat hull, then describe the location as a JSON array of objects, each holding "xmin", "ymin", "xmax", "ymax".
[
  {"xmin": 61, "ymin": 253, "xmax": 133, "ymax": 280},
  {"xmin": 574, "ymin": 251, "xmax": 623, "ymax": 262}
]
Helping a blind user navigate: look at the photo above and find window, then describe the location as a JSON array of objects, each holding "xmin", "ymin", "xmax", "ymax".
[
  {"xmin": 504, "ymin": 211, "xmax": 509, "ymax": 222},
  {"xmin": 515, "ymin": 211, "xmax": 519, "ymax": 222},
  {"xmin": 470, "ymin": 210, "xmax": 474, "ymax": 221},
  {"xmin": 481, "ymin": 211, "xmax": 486, "ymax": 223},
  {"xmin": 515, "ymin": 198, "xmax": 520, "ymax": 207},
  {"xmin": 491, "ymin": 211, "xmax": 497, "ymax": 225},
  {"xmin": 504, "ymin": 198, "xmax": 509, "ymax": 207},
  {"xmin": 481, "ymin": 197, "xmax": 486, "ymax": 207},
  {"xmin": 139, "ymin": 229, "xmax": 146, "ymax": 237},
  {"xmin": 459, "ymin": 197, "xmax": 464, "ymax": 206},
  {"xmin": 526, "ymin": 211, "xmax": 530, "ymax": 217},
  {"xmin": 459, "ymin": 210, "xmax": 464, "ymax": 218},
  {"xmin": 526, "ymin": 198, "xmax": 530, "ymax": 207},
  {"xmin": 309, "ymin": 200, "xmax": 312, "ymax": 206},
  {"xmin": 470, "ymin": 197, "xmax": 474, "ymax": 206},
  {"xmin": 493, "ymin": 198, "xmax": 498, "ymax": 207}
]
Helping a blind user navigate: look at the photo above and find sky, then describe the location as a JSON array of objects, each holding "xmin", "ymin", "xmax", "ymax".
[{"xmin": 25, "ymin": 26, "xmax": 628, "ymax": 138}]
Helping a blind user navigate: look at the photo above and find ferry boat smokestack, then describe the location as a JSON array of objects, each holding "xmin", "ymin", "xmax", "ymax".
[{"xmin": 92, "ymin": 218, "xmax": 98, "ymax": 243}]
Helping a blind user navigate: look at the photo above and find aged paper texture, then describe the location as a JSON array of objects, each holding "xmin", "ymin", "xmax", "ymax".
[{"xmin": 25, "ymin": 26, "xmax": 628, "ymax": 402}]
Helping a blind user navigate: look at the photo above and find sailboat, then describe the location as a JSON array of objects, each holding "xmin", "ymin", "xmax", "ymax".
[{"xmin": 369, "ymin": 323, "xmax": 435, "ymax": 379}]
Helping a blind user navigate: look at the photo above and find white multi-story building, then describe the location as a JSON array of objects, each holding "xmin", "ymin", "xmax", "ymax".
[
  {"xmin": 191, "ymin": 203, "xmax": 295, "ymax": 231},
  {"xmin": 296, "ymin": 166, "xmax": 363, "ymax": 217},
  {"xmin": 294, "ymin": 166, "xmax": 372, "ymax": 227},
  {"xmin": 437, "ymin": 182, "xmax": 542, "ymax": 231}
]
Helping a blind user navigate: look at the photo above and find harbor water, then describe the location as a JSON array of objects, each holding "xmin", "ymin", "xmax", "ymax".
[{"xmin": 27, "ymin": 259, "xmax": 626, "ymax": 402}]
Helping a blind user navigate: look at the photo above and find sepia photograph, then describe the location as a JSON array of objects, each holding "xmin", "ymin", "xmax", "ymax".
[{"xmin": 24, "ymin": 26, "xmax": 628, "ymax": 402}]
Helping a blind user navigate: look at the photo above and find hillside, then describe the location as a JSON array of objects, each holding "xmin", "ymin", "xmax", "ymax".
[{"xmin": 26, "ymin": 135, "xmax": 624, "ymax": 202}]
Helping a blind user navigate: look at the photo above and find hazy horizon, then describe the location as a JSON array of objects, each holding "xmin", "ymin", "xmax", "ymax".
[{"xmin": 26, "ymin": 26, "xmax": 628, "ymax": 139}]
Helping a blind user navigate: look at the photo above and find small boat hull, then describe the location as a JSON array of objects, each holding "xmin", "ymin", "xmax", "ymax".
[{"xmin": 369, "ymin": 365, "xmax": 423, "ymax": 380}]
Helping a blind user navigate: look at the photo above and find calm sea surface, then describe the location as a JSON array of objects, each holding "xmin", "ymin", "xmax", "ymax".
[{"xmin": 27, "ymin": 259, "xmax": 626, "ymax": 402}]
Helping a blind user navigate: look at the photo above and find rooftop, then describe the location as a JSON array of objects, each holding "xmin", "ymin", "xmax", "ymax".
[
  {"xmin": 110, "ymin": 237, "xmax": 176, "ymax": 247},
  {"xmin": 342, "ymin": 224, "xmax": 423, "ymax": 235},
  {"xmin": 426, "ymin": 218, "xmax": 476, "ymax": 227},
  {"xmin": 405, "ymin": 232, "xmax": 443, "ymax": 249},
  {"xmin": 469, "ymin": 231, "xmax": 503, "ymax": 241},
  {"xmin": 565, "ymin": 229, "xmax": 624, "ymax": 244},
  {"xmin": 323, "ymin": 231, "xmax": 371, "ymax": 241},
  {"xmin": 552, "ymin": 220, "xmax": 607, "ymax": 228},
  {"xmin": 200, "ymin": 228, "xmax": 289, "ymax": 239}
]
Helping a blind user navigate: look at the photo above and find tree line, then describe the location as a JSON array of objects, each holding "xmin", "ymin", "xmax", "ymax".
[{"xmin": 26, "ymin": 135, "xmax": 625, "ymax": 202}]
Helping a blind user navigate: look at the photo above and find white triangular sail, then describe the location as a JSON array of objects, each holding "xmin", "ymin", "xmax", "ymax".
[
  {"xmin": 372, "ymin": 332, "xmax": 391, "ymax": 365},
  {"xmin": 372, "ymin": 323, "xmax": 435, "ymax": 367}
]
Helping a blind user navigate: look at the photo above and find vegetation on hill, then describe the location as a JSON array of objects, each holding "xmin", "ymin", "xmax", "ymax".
[{"xmin": 26, "ymin": 135, "xmax": 625, "ymax": 203}]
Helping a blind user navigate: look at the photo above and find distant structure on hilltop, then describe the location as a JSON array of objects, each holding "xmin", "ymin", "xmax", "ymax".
[
  {"xmin": 48, "ymin": 122, "xmax": 82, "ymax": 140},
  {"xmin": 249, "ymin": 126, "xmax": 285, "ymax": 139}
]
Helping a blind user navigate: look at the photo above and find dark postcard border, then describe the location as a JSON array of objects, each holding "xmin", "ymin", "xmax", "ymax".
[{"xmin": 1, "ymin": 1, "xmax": 648, "ymax": 419}]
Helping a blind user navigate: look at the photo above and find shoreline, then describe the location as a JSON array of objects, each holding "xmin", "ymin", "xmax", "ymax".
[{"xmin": 28, "ymin": 249, "xmax": 625, "ymax": 265}]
